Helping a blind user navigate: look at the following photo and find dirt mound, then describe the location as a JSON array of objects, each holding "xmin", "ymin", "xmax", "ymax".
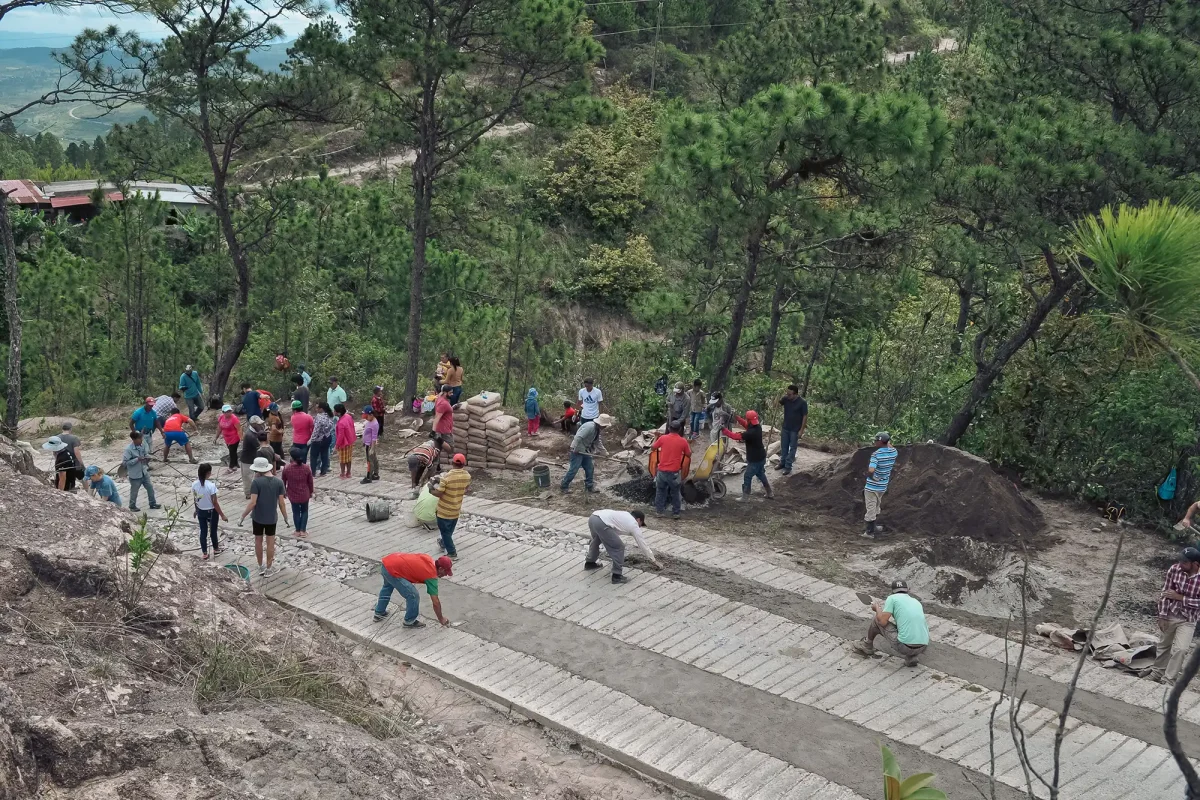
[{"xmin": 794, "ymin": 442, "xmax": 1045, "ymax": 545}]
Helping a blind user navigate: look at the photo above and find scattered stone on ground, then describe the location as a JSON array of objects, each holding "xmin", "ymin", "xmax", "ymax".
[{"xmin": 793, "ymin": 442, "xmax": 1046, "ymax": 546}]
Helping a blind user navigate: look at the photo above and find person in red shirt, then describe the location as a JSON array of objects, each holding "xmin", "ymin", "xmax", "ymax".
[
  {"xmin": 289, "ymin": 400, "xmax": 314, "ymax": 462},
  {"xmin": 281, "ymin": 446, "xmax": 315, "ymax": 538},
  {"xmin": 652, "ymin": 420, "xmax": 691, "ymax": 519},
  {"xmin": 375, "ymin": 552, "xmax": 453, "ymax": 628},
  {"xmin": 162, "ymin": 409, "xmax": 198, "ymax": 464},
  {"xmin": 215, "ymin": 404, "xmax": 243, "ymax": 473},
  {"xmin": 555, "ymin": 401, "xmax": 578, "ymax": 433},
  {"xmin": 432, "ymin": 384, "xmax": 455, "ymax": 448}
]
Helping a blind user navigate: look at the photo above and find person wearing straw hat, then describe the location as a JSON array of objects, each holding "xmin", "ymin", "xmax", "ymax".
[
  {"xmin": 43, "ymin": 435, "xmax": 78, "ymax": 491},
  {"xmin": 560, "ymin": 413, "xmax": 612, "ymax": 494},
  {"xmin": 239, "ymin": 456, "xmax": 288, "ymax": 577},
  {"xmin": 58, "ymin": 422, "xmax": 84, "ymax": 480}
]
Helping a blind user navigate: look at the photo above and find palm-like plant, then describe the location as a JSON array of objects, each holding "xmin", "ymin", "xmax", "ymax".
[
  {"xmin": 882, "ymin": 744, "xmax": 947, "ymax": 800},
  {"xmin": 1072, "ymin": 198, "xmax": 1200, "ymax": 393}
]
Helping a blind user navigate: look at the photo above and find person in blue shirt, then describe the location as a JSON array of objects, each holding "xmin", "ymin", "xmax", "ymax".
[
  {"xmin": 129, "ymin": 397, "xmax": 158, "ymax": 447},
  {"xmin": 85, "ymin": 466, "xmax": 122, "ymax": 506},
  {"xmin": 863, "ymin": 431, "xmax": 898, "ymax": 539},
  {"xmin": 178, "ymin": 365, "xmax": 204, "ymax": 421},
  {"xmin": 298, "ymin": 364, "xmax": 311, "ymax": 388},
  {"xmin": 240, "ymin": 382, "xmax": 261, "ymax": 419}
]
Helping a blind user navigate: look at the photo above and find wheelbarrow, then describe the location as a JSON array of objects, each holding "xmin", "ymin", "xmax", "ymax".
[{"xmin": 648, "ymin": 437, "xmax": 729, "ymax": 504}]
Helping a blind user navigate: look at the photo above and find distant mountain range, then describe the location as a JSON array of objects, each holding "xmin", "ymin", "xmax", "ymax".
[{"xmin": 0, "ymin": 39, "xmax": 294, "ymax": 140}]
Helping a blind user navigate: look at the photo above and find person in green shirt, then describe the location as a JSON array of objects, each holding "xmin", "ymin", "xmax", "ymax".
[{"xmin": 852, "ymin": 579, "xmax": 929, "ymax": 666}]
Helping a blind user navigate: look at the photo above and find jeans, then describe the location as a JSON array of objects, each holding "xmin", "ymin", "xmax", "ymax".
[
  {"xmin": 780, "ymin": 428, "xmax": 799, "ymax": 471},
  {"xmin": 448, "ymin": 386, "xmax": 463, "ymax": 405},
  {"xmin": 310, "ymin": 438, "xmax": 331, "ymax": 475},
  {"xmin": 375, "ymin": 564, "xmax": 420, "ymax": 622},
  {"xmin": 690, "ymin": 411, "xmax": 705, "ymax": 436},
  {"xmin": 587, "ymin": 514, "xmax": 626, "ymax": 576},
  {"xmin": 743, "ymin": 460, "xmax": 768, "ymax": 495},
  {"xmin": 291, "ymin": 501, "xmax": 309, "ymax": 532},
  {"xmin": 292, "ymin": 443, "xmax": 310, "ymax": 464},
  {"xmin": 437, "ymin": 516, "xmax": 459, "ymax": 557},
  {"xmin": 197, "ymin": 508, "xmax": 219, "ymax": 553},
  {"xmin": 655, "ymin": 470, "xmax": 682, "ymax": 514},
  {"xmin": 128, "ymin": 475, "xmax": 156, "ymax": 509},
  {"xmin": 560, "ymin": 452, "xmax": 594, "ymax": 491},
  {"xmin": 186, "ymin": 395, "xmax": 203, "ymax": 420}
]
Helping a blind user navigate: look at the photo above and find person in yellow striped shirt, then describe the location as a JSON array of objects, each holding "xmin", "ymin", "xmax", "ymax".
[{"xmin": 432, "ymin": 454, "xmax": 472, "ymax": 558}]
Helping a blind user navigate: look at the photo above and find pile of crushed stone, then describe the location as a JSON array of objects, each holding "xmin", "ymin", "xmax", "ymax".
[{"xmin": 793, "ymin": 443, "xmax": 1046, "ymax": 546}]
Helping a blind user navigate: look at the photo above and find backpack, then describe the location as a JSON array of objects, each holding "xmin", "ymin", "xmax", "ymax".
[
  {"xmin": 654, "ymin": 375, "xmax": 667, "ymax": 396},
  {"xmin": 1159, "ymin": 467, "xmax": 1178, "ymax": 501}
]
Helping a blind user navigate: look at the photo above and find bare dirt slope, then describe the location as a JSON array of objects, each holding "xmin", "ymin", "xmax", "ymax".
[{"xmin": 0, "ymin": 436, "xmax": 665, "ymax": 800}]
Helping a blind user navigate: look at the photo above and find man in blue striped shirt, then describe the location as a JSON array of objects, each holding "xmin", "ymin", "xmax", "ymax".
[{"xmin": 864, "ymin": 431, "xmax": 897, "ymax": 538}]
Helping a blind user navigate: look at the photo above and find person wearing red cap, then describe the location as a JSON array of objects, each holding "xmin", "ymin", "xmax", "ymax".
[
  {"xmin": 130, "ymin": 397, "xmax": 159, "ymax": 448},
  {"xmin": 722, "ymin": 409, "xmax": 773, "ymax": 501},
  {"xmin": 432, "ymin": 453, "xmax": 472, "ymax": 558},
  {"xmin": 375, "ymin": 552, "xmax": 453, "ymax": 627}
]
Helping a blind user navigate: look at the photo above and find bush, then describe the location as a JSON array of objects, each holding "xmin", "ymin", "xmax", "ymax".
[{"xmin": 568, "ymin": 234, "xmax": 663, "ymax": 307}]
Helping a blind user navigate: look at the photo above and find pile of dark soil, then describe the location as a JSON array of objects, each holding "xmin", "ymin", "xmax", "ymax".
[
  {"xmin": 609, "ymin": 475, "xmax": 656, "ymax": 504},
  {"xmin": 792, "ymin": 442, "xmax": 1046, "ymax": 546}
]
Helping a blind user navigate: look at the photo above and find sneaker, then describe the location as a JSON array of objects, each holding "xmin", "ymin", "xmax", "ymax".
[
  {"xmin": 736, "ymin": 494, "xmax": 748, "ymax": 502},
  {"xmin": 373, "ymin": 610, "xmax": 389, "ymax": 622},
  {"xmin": 202, "ymin": 553, "xmax": 209, "ymax": 560},
  {"xmin": 258, "ymin": 565, "xmax": 266, "ymax": 576},
  {"xmin": 149, "ymin": 504, "xmax": 161, "ymax": 510},
  {"xmin": 212, "ymin": 547, "xmax": 224, "ymax": 555},
  {"xmin": 672, "ymin": 513, "xmax": 681, "ymax": 520},
  {"xmin": 904, "ymin": 657, "xmax": 919, "ymax": 668},
  {"xmin": 780, "ymin": 469, "xmax": 792, "ymax": 476},
  {"xmin": 403, "ymin": 619, "xmax": 427, "ymax": 629},
  {"xmin": 129, "ymin": 505, "xmax": 140, "ymax": 513},
  {"xmin": 611, "ymin": 574, "xmax": 628, "ymax": 584},
  {"xmin": 773, "ymin": 464, "xmax": 786, "ymax": 471},
  {"xmin": 360, "ymin": 476, "xmax": 374, "ymax": 484},
  {"xmin": 261, "ymin": 567, "xmax": 274, "ymax": 578},
  {"xmin": 585, "ymin": 487, "xmax": 600, "ymax": 494},
  {"xmin": 583, "ymin": 561, "xmax": 602, "ymax": 571},
  {"xmin": 851, "ymin": 640, "xmax": 876, "ymax": 657},
  {"xmin": 560, "ymin": 487, "xmax": 570, "ymax": 495}
]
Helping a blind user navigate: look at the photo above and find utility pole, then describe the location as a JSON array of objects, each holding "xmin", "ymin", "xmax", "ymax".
[
  {"xmin": 501, "ymin": 222, "xmax": 524, "ymax": 406},
  {"xmin": 649, "ymin": 0, "xmax": 664, "ymax": 93}
]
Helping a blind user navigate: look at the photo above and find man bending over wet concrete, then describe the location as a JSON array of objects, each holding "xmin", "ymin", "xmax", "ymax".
[{"xmin": 853, "ymin": 579, "xmax": 929, "ymax": 666}]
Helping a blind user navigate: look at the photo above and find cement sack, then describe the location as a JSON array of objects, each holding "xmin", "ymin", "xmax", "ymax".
[
  {"xmin": 486, "ymin": 460, "xmax": 508, "ymax": 469},
  {"xmin": 484, "ymin": 414, "xmax": 520, "ymax": 432},
  {"xmin": 506, "ymin": 448, "xmax": 539, "ymax": 469},
  {"xmin": 487, "ymin": 429, "xmax": 521, "ymax": 444},
  {"xmin": 468, "ymin": 434, "xmax": 489, "ymax": 448},
  {"xmin": 767, "ymin": 440, "xmax": 781, "ymax": 458},
  {"xmin": 621, "ymin": 429, "xmax": 639, "ymax": 448},
  {"xmin": 466, "ymin": 392, "xmax": 501, "ymax": 409},
  {"xmin": 470, "ymin": 407, "xmax": 503, "ymax": 424}
]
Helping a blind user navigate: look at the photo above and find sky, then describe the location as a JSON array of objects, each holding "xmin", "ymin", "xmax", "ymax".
[{"xmin": 0, "ymin": 5, "xmax": 326, "ymax": 47}]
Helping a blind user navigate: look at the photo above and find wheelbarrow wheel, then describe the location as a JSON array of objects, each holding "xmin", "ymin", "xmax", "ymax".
[{"xmin": 711, "ymin": 477, "xmax": 728, "ymax": 500}]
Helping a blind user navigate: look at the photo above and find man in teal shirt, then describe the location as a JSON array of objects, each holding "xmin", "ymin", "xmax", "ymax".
[
  {"xmin": 178, "ymin": 365, "xmax": 204, "ymax": 421},
  {"xmin": 853, "ymin": 579, "xmax": 929, "ymax": 666},
  {"xmin": 130, "ymin": 397, "xmax": 158, "ymax": 447}
]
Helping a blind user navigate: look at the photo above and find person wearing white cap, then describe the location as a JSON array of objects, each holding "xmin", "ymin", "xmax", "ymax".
[
  {"xmin": 560, "ymin": 413, "xmax": 612, "ymax": 494},
  {"xmin": 239, "ymin": 456, "xmax": 288, "ymax": 576},
  {"xmin": 852, "ymin": 579, "xmax": 929, "ymax": 667},
  {"xmin": 215, "ymin": 404, "xmax": 242, "ymax": 473},
  {"xmin": 43, "ymin": 436, "xmax": 78, "ymax": 491},
  {"xmin": 178, "ymin": 365, "xmax": 204, "ymax": 421}
]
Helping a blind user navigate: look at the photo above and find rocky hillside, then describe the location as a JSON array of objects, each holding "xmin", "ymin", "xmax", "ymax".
[{"xmin": 0, "ymin": 436, "xmax": 517, "ymax": 800}]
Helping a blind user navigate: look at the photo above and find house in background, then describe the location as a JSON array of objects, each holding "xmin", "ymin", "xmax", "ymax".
[{"xmin": 0, "ymin": 179, "xmax": 211, "ymax": 222}]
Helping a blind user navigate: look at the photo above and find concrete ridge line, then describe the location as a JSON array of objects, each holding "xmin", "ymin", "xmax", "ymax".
[{"xmin": 254, "ymin": 566, "xmax": 870, "ymax": 800}]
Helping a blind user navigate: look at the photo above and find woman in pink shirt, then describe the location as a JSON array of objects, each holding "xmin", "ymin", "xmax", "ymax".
[
  {"xmin": 215, "ymin": 404, "xmax": 242, "ymax": 473},
  {"xmin": 289, "ymin": 399, "xmax": 314, "ymax": 462},
  {"xmin": 334, "ymin": 402, "xmax": 356, "ymax": 479}
]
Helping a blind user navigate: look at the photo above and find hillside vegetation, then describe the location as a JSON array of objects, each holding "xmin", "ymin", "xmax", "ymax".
[{"xmin": 2, "ymin": 0, "xmax": 1200, "ymax": 525}]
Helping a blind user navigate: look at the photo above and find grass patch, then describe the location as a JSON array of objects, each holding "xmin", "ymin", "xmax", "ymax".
[{"xmin": 193, "ymin": 634, "xmax": 410, "ymax": 740}]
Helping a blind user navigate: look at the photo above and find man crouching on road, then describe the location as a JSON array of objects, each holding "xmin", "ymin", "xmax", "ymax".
[
  {"xmin": 853, "ymin": 579, "xmax": 929, "ymax": 667},
  {"xmin": 374, "ymin": 552, "xmax": 453, "ymax": 628}
]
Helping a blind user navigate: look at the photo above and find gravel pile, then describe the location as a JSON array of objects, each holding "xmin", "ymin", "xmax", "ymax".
[
  {"xmin": 460, "ymin": 515, "xmax": 586, "ymax": 553},
  {"xmin": 225, "ymin": 534, "xmax": 376, "ymax": 581}
]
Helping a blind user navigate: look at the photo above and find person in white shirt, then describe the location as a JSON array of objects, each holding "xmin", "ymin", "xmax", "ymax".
[
  {"xmin": 191, "ymin": 463, "xmax": 229, "ymax": 560},
  {"xmin": 578, "ymin": 378, "xmax": 604, "ymax": 422},
  {"xmin": 585, "ymin": 508, "xmax": 660, "ymax": 584}
]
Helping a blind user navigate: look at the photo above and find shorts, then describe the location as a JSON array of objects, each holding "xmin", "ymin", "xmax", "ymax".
[
  {"xmin": 408, "ymin": 454, "xmax": 431, "ymax": 471},
  {"xmin": 252, "ymin": 521, "xmax": 277, "ymax": 537},
  {"xmin": 338, "ymin": 446, "xmax": 353, "ymax": 465},
  {"xmin": 164, "ymin": 431, "xmax": 189, "ymax": 446},
  {"xmin": 437, "ymin": 432, "xmax": 454, "ymax": 448}
]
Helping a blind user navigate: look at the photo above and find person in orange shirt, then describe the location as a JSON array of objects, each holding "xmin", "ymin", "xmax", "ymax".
[
  {"xmin": 162, "ymin": 408, "xmax": 199, "ymax": 464},
  {"xmin": 374, "ymin": 552, "xmax": 453, "ymax": 628},
  {"xmin": 651, "ymin": 420, "xmax": 690, "ymax": 519}
]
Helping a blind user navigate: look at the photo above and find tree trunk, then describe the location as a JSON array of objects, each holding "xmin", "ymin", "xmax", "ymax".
[
  {"xmin": 801, "ymin": 267, "xmax": 839, "ymax": 396},
  {"xmin": 404, "ymin": 159, "xmax": 435, "ymax": 401},
  {"xmin": 689, "ymin": 225, "xmax": 720, "ymax": 369},
  {"xmin": 208, "ymin": 187, "xmax": 252, "ymax": 401},
  {"xmin": 951, "ymin": 280, "xmax": 971, "ymax": 356},
  {"xmin": 762, "ymin": 267, "xmax": 787, "ymax": 375},
  {"xmin": 940, "ymin": 266, "xmax": 1079, "ymax": 447},
  {"xmin": 712, "ymin": 225, "xmax": 765, "ymax": 392},
  {"xmin": 1, "ymin": 189, "xmax": 20, "ymax": 439}
]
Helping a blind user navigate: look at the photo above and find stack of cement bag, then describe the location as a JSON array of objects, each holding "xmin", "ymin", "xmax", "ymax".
[
  {"xmin": 485, "ymin": 414, "xmax": 521, "ymax": 470},
  {"xmin": 449, "ymin": 402, "xmax": 470, "ymax": 466},
  {"xmin": 464, "ymin": 392, "xmax": 503, "ymax": 467}
]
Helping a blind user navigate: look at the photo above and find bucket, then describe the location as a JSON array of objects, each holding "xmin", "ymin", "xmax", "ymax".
[
  {"xmin": 365, "ymin": 500, "xmax": 391, "ymax": 523},
  {"xmin": 532, "ymin": 464, "xmax": 550, "ymax": 489}
]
